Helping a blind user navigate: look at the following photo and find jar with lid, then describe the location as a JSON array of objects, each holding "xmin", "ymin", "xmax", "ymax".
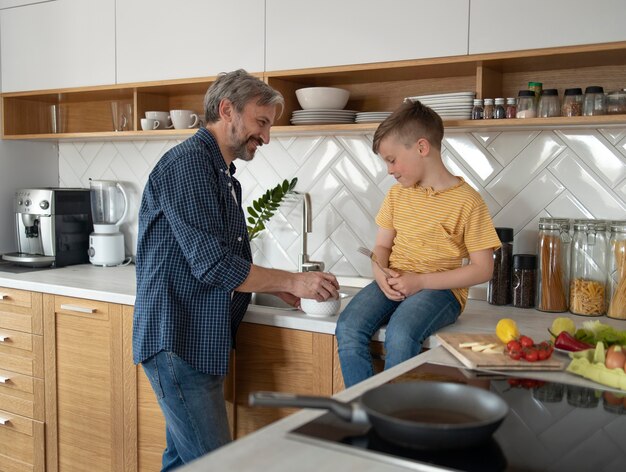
[
  {"xmin": 516, "ymin": 90, "xmax": 536, "ymax": 118},
  {"xmin": 538, "ymin": 89, "xmax": 560, "ymax": 117},
  {"xmin": 505, "ymin": 97, "xmax": 517, "ymax": 118},
  {"xmin": 487, "ymin": 228, "xmax": 514, "ymax": 305},
  {"xmin": 536, "ymin": 217, "xmax": 571, "ymax": 312},
  {"xmin": 606, "ymin": 89, "xmax": 626, "ymax": 115},
  {"xmin": 583, "ymin": 86, "xmax": 606, "ymax": 116},
  {"xmin": 570, "ymin": 219, "xmax": 608, "ymax": 316},
  {"xmin": 512, "ymin": 254, "xmax": 536, "ymax": 308},
  {"xmin": 607, "ymin": 220, "xmax": 626, "ymax": 319},
  {"xmin": 561, "ymin": 88, "xmax": 583, "ymax": 117},
  {"xmin": 494, "ymin": 98, "xmax": 506, "ymax": 119},
  {"xmin": 483, "ymin": 98, "xmax": 494, "ymax": 119},
  {"xmin": 528, "ymin": 81, "xmax": 542, "ymax": 107},
  {"xmin": 471, "ymin": 98, "xmax": 484, "ymax": 120}
]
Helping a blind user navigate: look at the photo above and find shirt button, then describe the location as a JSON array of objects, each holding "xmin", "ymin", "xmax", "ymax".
[
  {"xmin": 228, "ymin": 182, "xmax": 232, "ymax": 187},
  {"xmin": 237, "ymin": 237, "xmax": 242, "ymax": 242}
]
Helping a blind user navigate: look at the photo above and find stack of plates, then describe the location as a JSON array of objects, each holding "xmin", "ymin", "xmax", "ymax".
[
  {"xmin": 355, "ymin": 111, "xmax": 392, "ymax": 123},
  {"xmin": 291, "ymin": 109, "xmax": 356, "ymax": 125},
  {"xmin": 405, "ymin": 91, "xmax": 475, "ymax": 120}
]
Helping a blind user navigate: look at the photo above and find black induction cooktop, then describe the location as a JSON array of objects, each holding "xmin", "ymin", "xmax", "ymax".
[{"xmin": 289, "ymin": 363, "xmax": 626, "ymax": 472}]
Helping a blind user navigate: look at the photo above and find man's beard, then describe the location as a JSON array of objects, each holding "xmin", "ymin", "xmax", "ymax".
[{"xmin": 229, "ymin": 117, "xmax": 261, "ymax": 162}]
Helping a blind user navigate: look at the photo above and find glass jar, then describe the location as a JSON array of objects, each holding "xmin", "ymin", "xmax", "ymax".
[
  {"xmin": 471, "ymin": 98, "xmax": 484, "ymax": 120},
  {"xmin": 538, "ymin": 89, "xmax": 560, "ymax": 117},
  {"xmin": 487, "ymin": 227, "xmax": 514, "ymax": 305},
  {"xmin": 561, "ymin": 88, "xmax": 583, "ymax": 117},
  {"xmin": 528, "ymin": 81, "xmax": 543, "ymax": 108},
  {"xmin": 607, "ymin": 221, "xmax": 626, "ymax": 319},
  {"xmin": 483, "ymin": 98, "xmax": 494, "ymax": 119},
  {"xmin": 583, "ymin": 86, "xmax": 606, "ymax": 116},
  {"xmin": 505, "ymin": 97, "xmax": 517, "ymax": 119},
  {"xmin": 570, "ymin": 219, "xmax": 608, "ymax": 316},
  {"xmin": 494, "ymin": 98, "xmax": 506, "ymax": 119},
  {"xmin": 537, "ymin": 217, "xmax": 571, "ymax": 312},
  {"xmin": 606, "ymin": 89, "xmax": 626, "ymax": 115},
  {"xmin": 512, "ymin": 254, "xmax": 537, "ymax": 308},
  {"xmin": 516, "ymin": 90, "xmax": 536, "ymax": 118}
]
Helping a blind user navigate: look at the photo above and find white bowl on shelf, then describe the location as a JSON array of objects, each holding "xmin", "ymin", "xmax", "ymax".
[
  {"xmin": 295, "ymin": 87, "xmax": 350, "ymax": 110},
  {"xmin": 300, "ymin": 296, "xmax": 342, "ymax": 317}
]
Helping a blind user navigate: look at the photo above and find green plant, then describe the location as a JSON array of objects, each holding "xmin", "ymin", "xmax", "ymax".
[{"xmin": 246, "ymin": 177, "xmax": 298, "ymax": 241}]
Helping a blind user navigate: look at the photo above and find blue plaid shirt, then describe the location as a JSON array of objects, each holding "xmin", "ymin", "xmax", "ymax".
[{"xmin": 133, "ymin": 128, "xmax": 252, "ymax": 375}]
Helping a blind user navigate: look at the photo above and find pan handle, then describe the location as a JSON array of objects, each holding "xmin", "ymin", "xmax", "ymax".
[{"xmin": 249, "ymin": 391, "xmax": 354, "ymax": 422}]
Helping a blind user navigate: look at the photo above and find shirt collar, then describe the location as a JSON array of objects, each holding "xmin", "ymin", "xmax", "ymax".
[
  {"xmin": 195, "ymin": 127, "xmax": 237, "ymax": 176},
  {"xmin": 416, "ymin": 176, "xmax": 465, "ymax": 196}
]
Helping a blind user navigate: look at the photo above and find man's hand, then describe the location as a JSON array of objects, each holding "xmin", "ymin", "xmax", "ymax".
[{"xmin": 292, "ymin": 271, "xmax": 340, "ymax": 301}]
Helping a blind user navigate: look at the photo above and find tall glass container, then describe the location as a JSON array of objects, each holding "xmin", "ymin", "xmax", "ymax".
[
  {"xmin": 569, "ymin": 220, "xmax": 608, "ymax": 316},
  {"xmin": 607, "ymin": 221, "xmax": 626, "ymax": 319},
  {"xmin": 487, "ymin": 227, "xmax": 514, "ymax": 305},
  {"xmin": 536, "ymin": 218, "xmax": 571, "ymax": 312}
]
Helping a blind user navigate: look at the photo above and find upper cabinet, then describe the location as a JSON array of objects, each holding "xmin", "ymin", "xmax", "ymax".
[
  {"xmin": 115, "ymin": 0, "xmax": 264, "ymax": 84},
  {"xmin": 469, "ymin": 0, "xmax": 626, "ymax": 54},
  {"xmin": 0, "ymin": 0, "xmax": 115, "ymax": 92},
  {"xmin": 265, "ymin": 0, "xmax": 469, "ymax": 71}
]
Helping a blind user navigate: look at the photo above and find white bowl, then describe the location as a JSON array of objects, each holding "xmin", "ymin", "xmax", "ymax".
[
  {"xmin": 295, "ymin": 87, "xmax": 350, "ymax": 110},
  {"xmin": 300, "ymin": 296, "xmax": 342, "ymax": 317}
]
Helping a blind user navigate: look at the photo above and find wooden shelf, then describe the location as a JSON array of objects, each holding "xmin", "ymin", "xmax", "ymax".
[{"xmin": 3, "ymin": 42, "xmax": 626, "ymax": 140}]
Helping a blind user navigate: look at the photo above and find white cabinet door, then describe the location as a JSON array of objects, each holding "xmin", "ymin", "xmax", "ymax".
[
  {"xmin": 469, "ymin": 0, "xmax": 626, "ymax": 54},
  {"xmin": 0, "ymin": 0, "xmax": 115, "ymax": 92},
  {"xmin": 266, "ymin": 0, "xmax": 469, "ymax": 71},
  {"xmin": 116, "ymin": 0, "xmax": 264, "ymax": 84}
]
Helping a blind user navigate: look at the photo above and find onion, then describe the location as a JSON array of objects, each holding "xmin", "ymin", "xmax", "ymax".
[{"xmin": 605, "ymin": 345, "xmax": 626, "ymax": 371}]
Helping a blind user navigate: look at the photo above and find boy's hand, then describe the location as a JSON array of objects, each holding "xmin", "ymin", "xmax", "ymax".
[
  {"xmin": 376, "ymin": 268, "xmax": 405, "ymax": 301},
  {"xmin": 387, "ymin": 272, "xmax": 423, "ymax": 298}
]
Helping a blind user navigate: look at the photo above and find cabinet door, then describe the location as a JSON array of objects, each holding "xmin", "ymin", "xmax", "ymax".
[
  {"xmin": 0, "ymin": 0, "xmax": 116, "ymax": 92},
  {"xmin": 43, "ymin": 295, "xmax": 124, "ymax": 472},
  {"xmin": 116, "ymin": 0, "xmax": 264, "ymax": 84},
  {"xmin": 469, "ymin": 0, "xmax": 626, "ymax": 54},
  {"xmin": 266, "ymin": 0, "xmax": 469, "ymax": 71}
]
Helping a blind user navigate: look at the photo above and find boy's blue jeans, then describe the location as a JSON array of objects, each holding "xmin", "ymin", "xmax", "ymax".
[
  {"xmin": 335, "ymin": 281, "xmax": 461, "ymax": 388},
  {"xmin": 141, "ymin": 351, "xmax": 231, "ymax": 471}
]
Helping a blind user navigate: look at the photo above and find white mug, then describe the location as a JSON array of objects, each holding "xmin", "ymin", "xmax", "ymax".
[
  {"xmin": 140, "ymin": 118, "xmax": 160, "ymax": 131},
  {"xmin": 145, "ymin": 111, "xmax": 173, "ymax": 130},
  {"xmin": 170, "ymin": 109, "xmax": 199, "ymax": 129}
]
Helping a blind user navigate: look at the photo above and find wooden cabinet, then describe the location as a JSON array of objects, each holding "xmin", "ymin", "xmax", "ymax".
[
  {"xmin": 0, "ymin": 0, "xmax": 115, "ymax": 93},
  {"xmin": 469, "ymin": 0, "xmax": 626, "ymax": 54},
  {"xmin": 115, "ymin": 0, "xmax": 264, "ymax": 84},
  {"xmin": 265, "ymin": 0, "xmax": 469, "ymax": 71},
  {"xmin": 0, "ymin": 287, "xmax": 45, "ymax": 471}
]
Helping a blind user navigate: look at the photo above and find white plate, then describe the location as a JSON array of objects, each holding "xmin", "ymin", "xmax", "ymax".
[
  {"xmin": 293, "ymin": 109, "xmax": 357, "ymax": 115},
  {"xmin": 406, "ymin": 91, "xmax": 475, "ymax": 101},
  {"xmin": 290, "ymin": 119, "xmax": 355, "ymax": 124}
]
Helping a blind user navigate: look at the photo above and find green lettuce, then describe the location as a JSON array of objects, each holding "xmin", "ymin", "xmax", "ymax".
[{"xmin": 574, "ymin": 320, "xmax": 626, "ymax": 347}]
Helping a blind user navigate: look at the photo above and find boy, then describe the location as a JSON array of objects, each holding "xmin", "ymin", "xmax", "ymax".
[{"xmin": 335, "ymin": 100, "xmax": 501, "ymax": 387}]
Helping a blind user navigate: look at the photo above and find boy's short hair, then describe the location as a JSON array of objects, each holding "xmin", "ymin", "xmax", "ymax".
[{"xmin": 372, "ymin": 100, "xmax": 444, "ymax": 154}]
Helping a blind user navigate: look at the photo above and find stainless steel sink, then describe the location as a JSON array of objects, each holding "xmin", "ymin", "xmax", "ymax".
[{"xmin": 249, "ymin": 286, "xmax": 360, "ymax": 311}]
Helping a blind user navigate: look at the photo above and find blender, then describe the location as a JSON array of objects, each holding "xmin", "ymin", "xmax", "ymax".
[{"xmin": 88, "ymin": 180, "xmax": 128, "ymax": 266}]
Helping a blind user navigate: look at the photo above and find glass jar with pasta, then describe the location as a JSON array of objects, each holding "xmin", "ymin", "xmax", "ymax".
[
  {"xmin": 569, "ymin": 219, "xmax": 608, "ymax": 316},
  {"xmin": 537, "ymin": 218, "xmax": 571, "ymax": 312},
  {"xmin": 607, "ymin": 221, "xmax": 626, "ymax": 319}
]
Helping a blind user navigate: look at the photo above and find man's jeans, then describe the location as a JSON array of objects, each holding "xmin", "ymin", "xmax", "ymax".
[
  {"xmin": 141, "ymin": 351, "xmax": 231, "ymax": 471},
  {"xmin": 335, "ymin": 282, "xmax": 461, "ymax": 388}
]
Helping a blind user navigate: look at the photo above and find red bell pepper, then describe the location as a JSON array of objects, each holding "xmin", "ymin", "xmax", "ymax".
[{"xmin": 549, "ymin": 330, "xmax": 594, "ymax": 352}]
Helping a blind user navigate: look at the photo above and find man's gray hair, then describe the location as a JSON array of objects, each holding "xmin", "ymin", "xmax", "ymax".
[{"xmin": 203, "ymin": 69, "xmax": 285, "ymax": 124}]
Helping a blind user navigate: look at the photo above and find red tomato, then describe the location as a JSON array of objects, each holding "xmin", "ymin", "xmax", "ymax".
[
  {"xmin": 519, "ymin": 335, "xmax": 534, "ymax": 348},
  {"xmin": 507, "ymin": 340, "xmax": 522, "ymax": 352},
  {"xmin": 537, "ymin": 349, "xmax": 550, "ymax": 360},
  {"xmin": 509, "ymin": 350, "xmax": 522, "ymax": 360},
  {"xmin": 524, "ymin": 349, "xmax": 539, "ymax": 362}
]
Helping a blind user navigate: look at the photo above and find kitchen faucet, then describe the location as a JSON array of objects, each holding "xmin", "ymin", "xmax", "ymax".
[{"xmin": 291, "ymin": 192, "xmax": 324, "ymax": 272}]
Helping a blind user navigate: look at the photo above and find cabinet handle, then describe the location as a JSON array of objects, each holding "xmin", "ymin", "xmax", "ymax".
[
  {"xmin": 0, "ymin": 376, "xmax": 8, "ymax": 384},
  {"xmin": 0, "ymin": 335, "xmax": 8, "ymax": 342},
  {"xmin": 0, "ymin": 417, "xmax": 9, "ymax": 425},
  {"xmin": 60, "ymin": 304, "xmax": 96, "ymax": 314}
]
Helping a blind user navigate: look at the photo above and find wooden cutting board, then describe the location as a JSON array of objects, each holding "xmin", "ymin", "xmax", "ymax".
[{"xmin": 436, "ymin": 332, "xmax": 565, "ymax": 371}]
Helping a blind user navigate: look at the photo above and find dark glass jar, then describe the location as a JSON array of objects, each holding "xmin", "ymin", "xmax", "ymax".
[
  {"xmin": 512, "ymin": 254, "xmax": 537, "ymax": 308},
  {"xmin": 487, "ymin": 227, "xmax": 514, "ymax": 305},
  {"xmin": 494, "ymin": 98, "xmax": 506, "ymax": 119},
  {"xmin": 505, "ymin": 97, "xmax": 517, "ymax": 118},
  {"xmin": 471, "ymin": 98, "xmax": 484, "ymax": 120}
]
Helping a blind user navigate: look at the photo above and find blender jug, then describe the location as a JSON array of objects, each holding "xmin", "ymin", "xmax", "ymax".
[{"xmin": 89, "ymin": 180, "xmax": 128, "ymax": 266}]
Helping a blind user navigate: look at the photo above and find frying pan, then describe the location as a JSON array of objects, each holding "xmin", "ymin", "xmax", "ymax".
[{"xmin": 250, "ymin": 381, "xmax": 508, "ymax": 450}]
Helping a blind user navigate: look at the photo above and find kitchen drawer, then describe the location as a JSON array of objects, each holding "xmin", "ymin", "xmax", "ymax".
[
  {"xmin": 0, "ymin": 289, "xmax": 43, "ymax": 335},
  {"xmin": 0, "ymin": 369, "xmax": 44, "ymax": 421},
  {"xmin": 54, "ymin": 295, "xmax": 110, "ymax": 321},
  {"xmin": 0, "ymin": 334, "xmax": 44, "ymax": 378},
  {"xmin": 0, "ymin": 409, "xmax": 45, "ymax": 471}
]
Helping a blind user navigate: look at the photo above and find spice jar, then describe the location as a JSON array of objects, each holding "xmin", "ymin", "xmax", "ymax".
[
  {"xmin": 607, "ymin": 221, "xmax": 626, "ymax": 319},
  {"xmin": 494, "ymin": 98, "xmax": 506, "ymax": 119},
  {"xmin": 471, "ymin": 98, "xmax": 484, "ymax": 120},
  {"xmin": 483, "ymin": 98, "xmax": 494, "ymax": 119},
  {"xmin": 528, "ymin": 81, "xmax": 543, "ymax": 108},
  {"xmin": 487, "ymin": 227, "xmax": 514, "ymax": 305},
  {"xmin": 583, "ymin": 86, "xmax": 606, "ymax": 116},
  {"xmin": 538, "ymin": 89, "xmax": 560, "ymax": 117},
  {"xmin": 516, "ymin": 90, "xmax": 537, "ymax": 118},
  {"xmin": 512, "ymin": 254, "xmax": 537, "ymax": 308},
  {"xmin": 536, "ymin": 217, "xmax": 571, "ymax": 312},
  {"xmin": 561, "ymin": 88, "xmax": 583, "ymax": 117},
  {"xmin": 505, "ymin": 97, "xmax": 517, "ymax": 119},
  {"xmin": 570, "ymin": 219, "xmax": 608, "ymax": 316}
]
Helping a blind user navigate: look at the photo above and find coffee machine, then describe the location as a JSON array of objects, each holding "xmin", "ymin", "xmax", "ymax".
[{"xmin": 2, "ymin": 188, "xmax": 92, "ymax": 268}]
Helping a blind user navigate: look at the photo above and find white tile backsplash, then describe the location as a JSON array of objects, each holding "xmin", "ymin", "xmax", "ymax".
[{"xmin": 59, "ymin": 127, "xmax": 626, "ymax": 275}]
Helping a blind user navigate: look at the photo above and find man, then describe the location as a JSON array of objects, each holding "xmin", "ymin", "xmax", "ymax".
[{"xmin": 134, "ymin": 69, "xmax": 339, "ymax": 470}]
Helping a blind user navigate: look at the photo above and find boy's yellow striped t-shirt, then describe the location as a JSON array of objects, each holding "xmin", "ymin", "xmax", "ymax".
[{"xmin": 375, "ymin": 177, "xmax": 501, "ymax": 311}]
